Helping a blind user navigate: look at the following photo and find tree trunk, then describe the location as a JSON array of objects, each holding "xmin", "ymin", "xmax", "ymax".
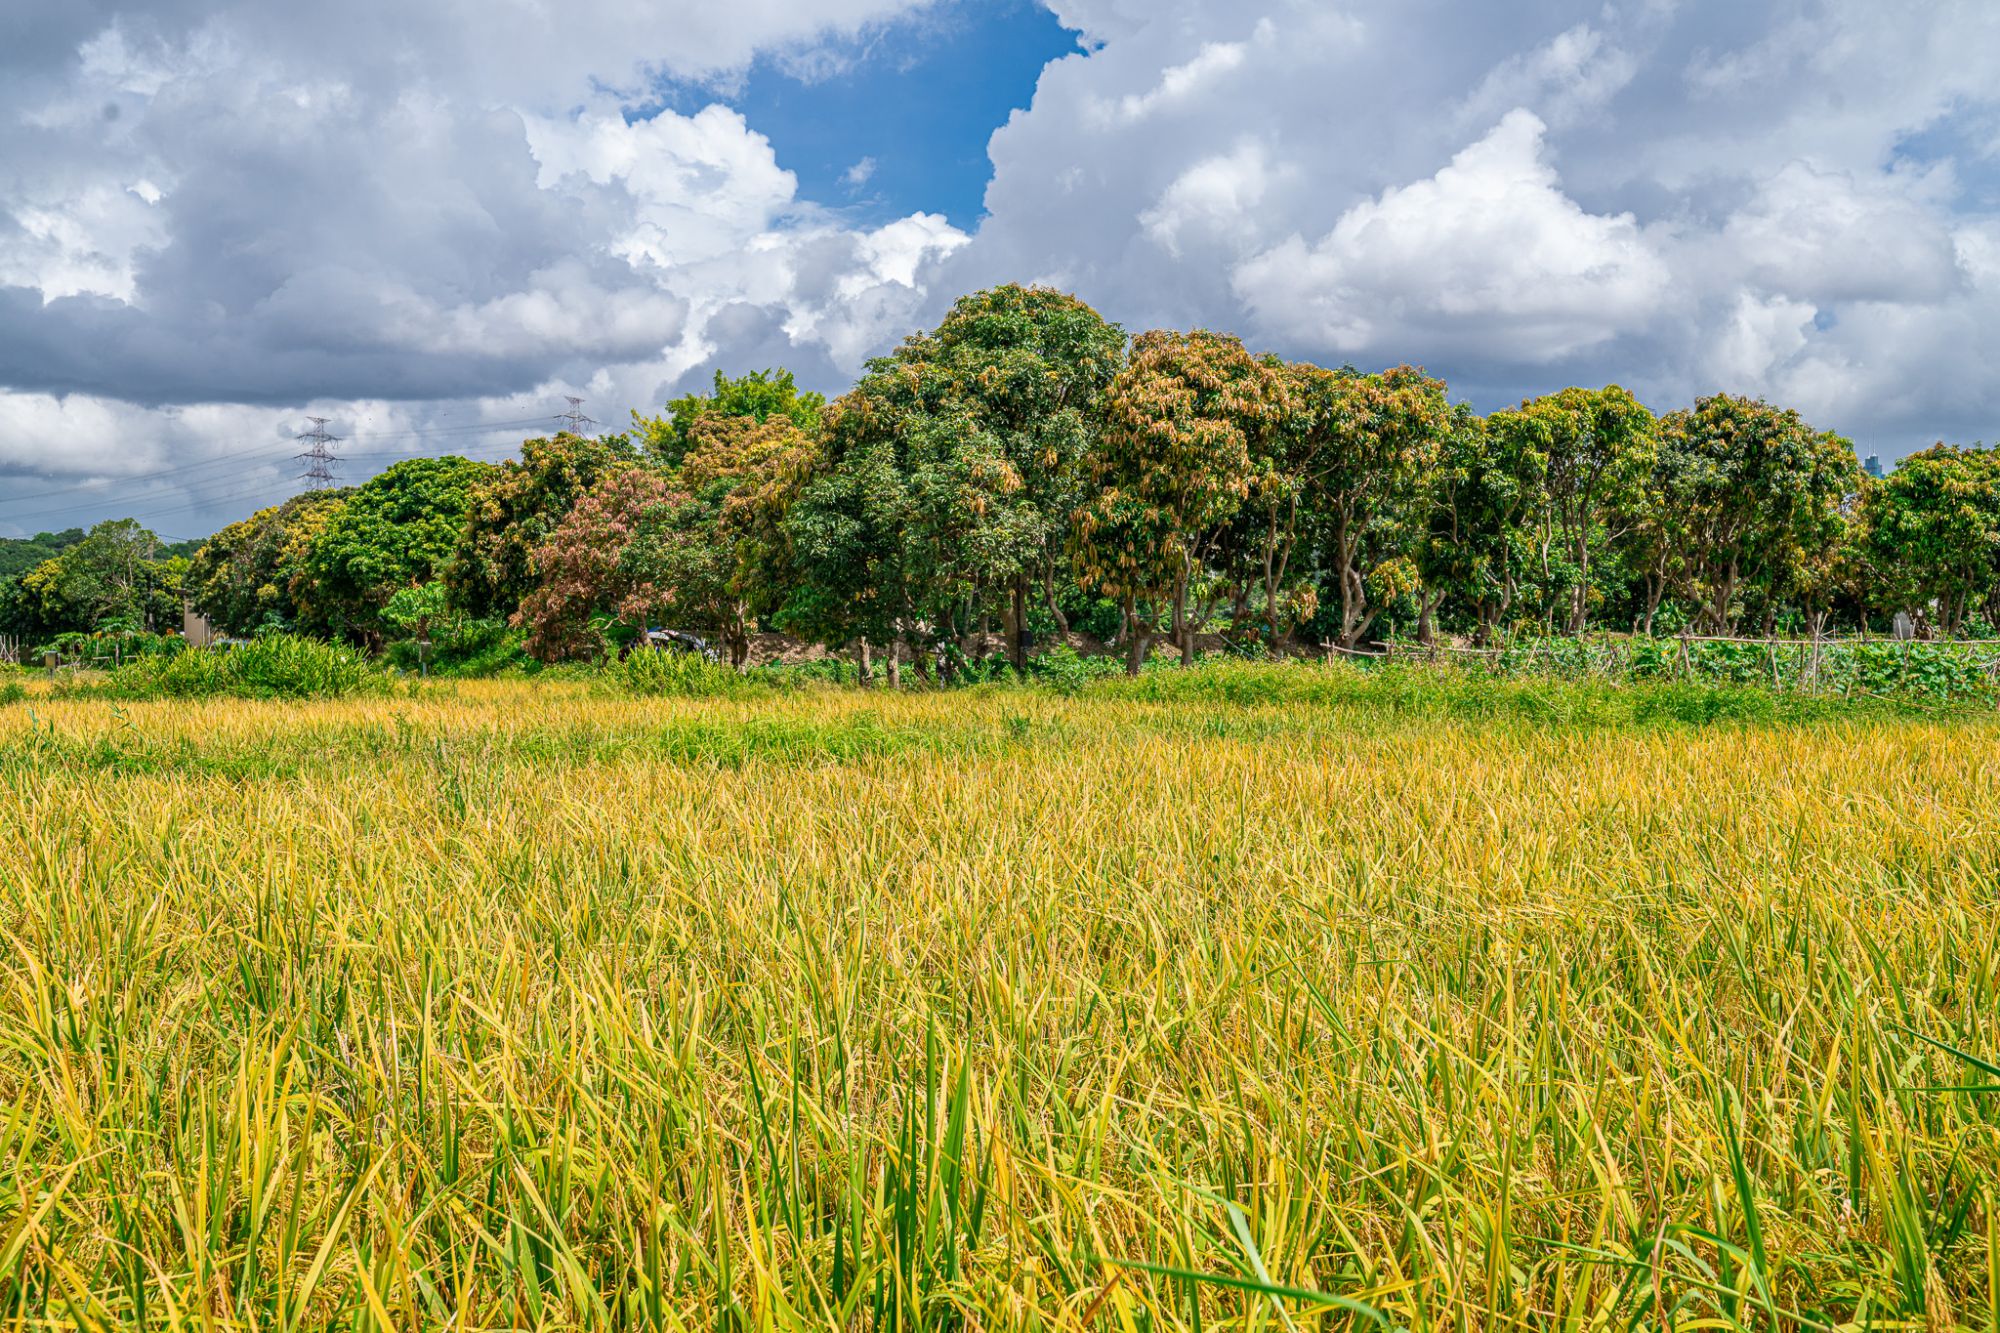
[
  {"xmin": 1168, "ymin": 584, "xmax": 1184, "ymax": 668},
  {"xmin": 1260, "ymin": 542, "xmax": 1278, "ymax": 659},
  {"xmin": 1340, "ymin": 563, "xmax": 1374, "ymax": 650},
  {"xmin": 1261, "ymin": 500, "xmax": 1294, "ymax": 660},
  {"xmin": 1707, "ymin": 560, "xmax": 1740, "ymax": 635},
  {"xmin": 887, "ymin": 635, "xmax": 903, "ymax": 690},
  {"xmin": 1170, "ymin": 567, "xmax": 1189, "ymax": 667},
  {"xmin": 1417, "ymin": 590, "xmax": 1444, "ymax": 647},
  {"xmin": 856, "ymin": 636, "xmax": 873, "ymax": 688},
  {"xmin": 1009, "ymin": 579, "xmax": 1029, "ymax": 674},
  {"xmin": 729, "ymin": 604, "xmax": 750, "ymax": 670},
  {"xmin": 1124, "ymin": 595, "xmax": 1148, "ymax": 676},
  {"xmin": 1043, "ymin": 569, "xmax": 1069, "ymax": 635},
  {"xmin": 1569, "ymin": 547, "xmax": 1590, "ymax": 635}
]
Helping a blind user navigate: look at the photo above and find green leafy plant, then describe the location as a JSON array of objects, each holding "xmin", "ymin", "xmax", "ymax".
[
  {"xmin": 615, "ymin": 646, "xmax": 748, "ymax": 698},
  {"xmin": 1027, "ymin": 644, "xmax": 1120, "ymax": 695},
  {"xmin": 92, "ymin": 633, "xmax": 388, "ymax": 700}
]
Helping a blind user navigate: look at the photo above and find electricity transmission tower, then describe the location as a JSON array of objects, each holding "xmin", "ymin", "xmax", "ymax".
[
  {"xmin": 296, "ymin": 417, "xmax": 343, "ymax": 489},
  {"xmin": 555, "ymin": 396, "xmax": 597, "ymax": 434}
]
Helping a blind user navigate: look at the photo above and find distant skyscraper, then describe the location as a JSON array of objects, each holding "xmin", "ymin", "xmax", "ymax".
[{"xmin": 1863, "ymin": 455, "xmax": 1884, "ymax": 479}]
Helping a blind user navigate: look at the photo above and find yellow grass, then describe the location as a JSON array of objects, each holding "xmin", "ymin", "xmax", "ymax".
[{"xmin": 1, "ymin": 676, "xmax": 1998, "ymax": 1329}]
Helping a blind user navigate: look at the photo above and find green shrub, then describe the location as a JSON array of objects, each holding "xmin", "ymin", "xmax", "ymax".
[
  {"xmin": 0, "ymin": 681, "xmax": 25, "ymax": 706},
  {"xmin": 615, "ymin": 649, "xmax": 747, "ymax": 698},
  {"xmin": 46, "ymin": 629, "xmax": 186, "ymax": 667},
  {"xmin": 96, "ymin": 634, "xmax": 386, "ymax": 700},
  {"xmin": 438, "ymin": 627, "xmax": 533, "ymax": 677},
  {"xmin": 1094, "ymin": 657, "xmax": 1366, "ymax": 706},
  {"xmin": 386, "ymin": 620, "xmax": 527, "ymax": 677},
  {"xmin": 1628, "ymin": 681, "xmax": 1779, "ymax": 725},
  {"xmin": 1027, "ymin": 644, "xmax": 1121, "ymax": 696}
]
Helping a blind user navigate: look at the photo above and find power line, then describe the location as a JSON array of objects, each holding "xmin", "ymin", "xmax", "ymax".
[
  {"xmin": 344, "ymin": 415, "xmax": 552, "ymax": 441},
  {"xmin": 5, "ymin": 412, "xmax": 581, "ymax": 536},
  {"xmin": 2, "ymin": 442, "xmax": 302, "ymax": 509},
  {"xmin": 9, "ymin": 436, "xmax": 538, "ymax": 528},
  {"xmin": 556, "ymin": 396, "xmax": 597, "ymax": 434},
  {"xmin": 9, "ymin": 463, "xmax": 299, "ymax": 525},
  {"xmin": 66, "ymin": 438, "xmax": 542, "ymax": 529},
  {"xmin": 0, "ymin": 416, "xmax": 551, "ymax": 510},
  {"xmin": 134, "ymin": 488, "xmax": 289, "ymax": 524},
  {"xmin": 295, "ymin": 417, "xmax": 344, "ymax": 490}
]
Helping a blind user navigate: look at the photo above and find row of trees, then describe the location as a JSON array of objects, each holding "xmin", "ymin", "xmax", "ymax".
[
  {"xmin": 10, "ymin": 285, "xmax": 1999, "ymax": 672},
  {"xmin": 0, "ymin": 522, "xmax": 198, "ymax": 646}
]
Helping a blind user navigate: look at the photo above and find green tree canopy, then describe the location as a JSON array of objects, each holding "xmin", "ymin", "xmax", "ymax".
[
  {"xmin": 1075, "ymin": 328, "xmax": 1281, "ymax": 672},
  {"xmin": 635, "ymin": 369, "xmax": 826, "ymax": 468},
  {"xmin": 295, "ymin": 457, "xmax": 494, "ymax": 641},
  {"xmin": 0, "ymin": 528, "xmax": 86, "ymax": 582},
  {"xmin": 1410, "ymin": 404, "xmax": 1527, "ymax": 643},
  {"xmin": 1487, "ymin": 385, "xmax": 1657, "ymax": 634},
  {"xmin": 445, "ymin": 432, "xmax": 641, "ymax": 619},
  {"xmin": 1658, "ymin": 395, "xmax": 1861, "ymax": 633},
  {"xmin": 679, "ymin": 413, "xmax": 821, "ymax": 662},
  {"xmin": 1279, "ymin": 362, "xmax": 1454, "ymax": 648},
  {"xmin": 789, "ymin": 285, "xmax": 1125, "ymax": 670},
  {"xmin": 1859, "ymin": 443, "xmax": 2000, "ymax": 635},
  {"xmin": 9, "ymin": 518, "xmax": 185, "ymax": 638},
  {"xmin": 188, "ymin": 490, "xmax": 353, "ymax": 637}
]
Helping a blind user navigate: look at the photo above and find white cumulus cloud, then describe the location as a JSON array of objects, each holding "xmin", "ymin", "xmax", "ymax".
[{"xmin": 1233, "ymin": 110, "xmax": 1670, "ymax": 361}]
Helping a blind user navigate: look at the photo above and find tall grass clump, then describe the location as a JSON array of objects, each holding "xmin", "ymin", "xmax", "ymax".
[
  {"xmin": 614, "ymin": 646, "xmax": 750, "ymax": 697},
  {"xmin": 94, "ymin": 632, "xmax": 386, "ymax": 699},
  {"xmin": 1026, "ymin": 643, "xmax": 1124, "ymax": 695},
  {"xmin": 386, "ymin": 619, "xmax": 532, "ymax": 677}
]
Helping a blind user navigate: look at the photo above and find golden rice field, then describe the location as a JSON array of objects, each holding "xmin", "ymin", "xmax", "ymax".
[{"xmin": 2, "ymin": 673, "xmax": 1999, "ymax": 1331}]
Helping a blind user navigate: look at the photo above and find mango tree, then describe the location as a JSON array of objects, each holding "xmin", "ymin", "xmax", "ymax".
[
  {"xmin": 1859, "ymin": 444, "xmax": 2000, "ymax": 636},
  {"xmin": 1074, "ymin": 329, "xmax": 1280, "ymax": 672},
  {"xmin": 1281, "ymin": 363, "xmax": 1453, "ymax": 649},
  {"xmin": 295, "ymin": 456, "xmax": 495, "ymax": 644},
  {"xmin": 1657, "ymin": 395, "xmax": 1860, "ymax": 634},
  {"xmin": 1488, "ymin": 386, "xmax": 1656, "ymax": 634},
  {"xmin": 189, "ymin": 490, "xmax": 352, "ymax": 636},
  {"xmin": 446, "ymin": 432, "xmax": 639, "ymax": 620}
]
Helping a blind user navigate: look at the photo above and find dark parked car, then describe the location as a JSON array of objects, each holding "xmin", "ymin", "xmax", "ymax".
[{"xmin": 626, "ymin": 628, "xmax": 721, "ymax": 663}]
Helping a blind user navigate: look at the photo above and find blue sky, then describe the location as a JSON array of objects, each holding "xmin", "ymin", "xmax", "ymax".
[{"xmin": 651, "ymin": 0, "xmax": 1080, "ymax": 229}]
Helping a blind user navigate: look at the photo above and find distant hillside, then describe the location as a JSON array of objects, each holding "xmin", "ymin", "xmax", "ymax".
[{"xmin": 0, "ymin": 528, "xmax": 87, "ymax": 581}]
